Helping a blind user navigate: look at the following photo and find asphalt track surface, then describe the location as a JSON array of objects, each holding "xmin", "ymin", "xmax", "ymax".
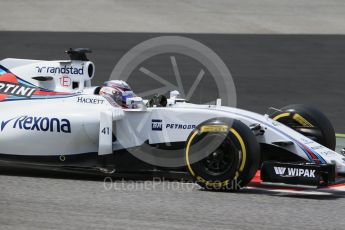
[{"xmin": 1, "ymin": 32, "xmax": 345, "ymax": 230}]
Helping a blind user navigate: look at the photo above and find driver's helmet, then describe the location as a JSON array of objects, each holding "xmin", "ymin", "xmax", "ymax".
[{"xmin": 99, "ymin": 80, "xmax": 136, "ymax": 108}]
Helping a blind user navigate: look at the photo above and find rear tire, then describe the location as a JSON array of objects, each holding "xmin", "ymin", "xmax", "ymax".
[
  {"xmin": 270, "ymin": 104, "xmax": 335, "ymax": 150},
  {"xmin": 185, "ymin": 118, "xmax": 260, "ymax": 191}
]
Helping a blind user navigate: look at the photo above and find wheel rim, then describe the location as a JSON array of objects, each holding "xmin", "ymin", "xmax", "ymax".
[{"xmin": 201, "ymin": 139, "xmax": 237, "ymax": 176}]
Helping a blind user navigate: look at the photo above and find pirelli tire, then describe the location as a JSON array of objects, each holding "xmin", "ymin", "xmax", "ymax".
[
  {"xmin": 185, "ymin": 118, "xmax": 260, "ymax": 191},
  {"xmin": 270, "ymin": 104, "xmax": 335, "ymax": 150}
]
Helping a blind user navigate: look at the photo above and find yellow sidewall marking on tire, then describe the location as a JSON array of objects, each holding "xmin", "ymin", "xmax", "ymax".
[
  {"xmin": 234, "ymin": 171, "xmax": 239, "ymax": 180},
  {"xmin": 273, "ymin": 112, "xmax": 290, "ymax": 121},
  {"xmin": 196, "ymin": 176, "xmax": 229, "ymax": 187},
  {"xmin": 292, "ymin": 114, "xmax": 314, "ymax": 127},
  {"xmin": 200, "ymin": 125, "xmax": 228, "ymax": 133},
  {"xmin": 230, "ymin": 128, "xmax": 247, "ymax": 172},
  {"xmin": 186, "ymin": 127, "xmax": 246, "ymax": 188},
  {"xmin": 185, "ymin": 131, "xmax": 198, "ymax": 177},
  {"xmin": 185, "ymin": 129, "xmax": 230, "ymax": 187}
]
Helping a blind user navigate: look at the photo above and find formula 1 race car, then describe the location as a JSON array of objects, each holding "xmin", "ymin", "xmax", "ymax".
[{"xmin": 0, "ymin": 48, "xmax": 343, "ymax": 190}]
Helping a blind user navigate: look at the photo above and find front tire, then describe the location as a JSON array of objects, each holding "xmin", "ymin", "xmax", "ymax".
[
  {"xmin": 185, "ymin": 118, "xmax": 260, "ymax": 191},
  {"xmin": 270, "ymin": 104, "xmax": 335, "ymax": 150}
]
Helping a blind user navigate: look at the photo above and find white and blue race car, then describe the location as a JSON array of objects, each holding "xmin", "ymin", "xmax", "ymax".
[{"xmin": 0, "ymin": 48, "xmax": 342, "ymax": 190}]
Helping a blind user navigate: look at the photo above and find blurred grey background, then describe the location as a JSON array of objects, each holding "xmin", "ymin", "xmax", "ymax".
[{"xmin": 1, "ymin": 0, "xmax": 345, "ymax": 34}]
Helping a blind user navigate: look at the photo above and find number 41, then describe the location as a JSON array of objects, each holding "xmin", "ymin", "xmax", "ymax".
[{"xmin": 102, "ymin": 127, "xmax": 110, "ymax": 135}]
